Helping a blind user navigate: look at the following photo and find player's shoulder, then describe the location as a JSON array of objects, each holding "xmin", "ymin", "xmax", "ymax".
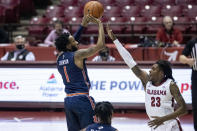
[
  {"xmin": 169, "ymin": 80, "xmax": 177, "ymax": 87},
  {"xmin": 85, "ymin": 123, "xmax": 97, "ymax": 130},
  {"xmin": 168, "ymin": 79, "xmax": 177, "ymax": 88},
  {"xmin": 169, "ymin": 80, "xmax": 179, "ymax": 94},
  {"xmin": 87, "ymin": 123, "xmax": 97, "ymax": 127},
  {"xmin": 56, "ymin": 51, "xmax": 65, "ymax": 60}
]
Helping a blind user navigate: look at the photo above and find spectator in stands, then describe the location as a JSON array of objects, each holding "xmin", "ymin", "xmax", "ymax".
[
  {"xmin": 92, "ymin": 47, "xmax": 115, "ymax": 62},
  {"xmin": 0, "ymin": 27, "xmax": 9, "ymax": 43},
  {"xmin": 44, "ymin": 19, "xmax": 88, "ymax": 47},
  {"xmin": 156, "ymin": 16, "xmax": 183, "ymax": 47},
  {"xmin": 44, "ymin": 20, "xmax": 69, "ymax": 47},
  {"xmin": 83, "ymin": 101, "xmax": 118, "ymax": 131},
  {"xmin": 1, "ymin": 35, "xmax": 35, "ymax": 61}
]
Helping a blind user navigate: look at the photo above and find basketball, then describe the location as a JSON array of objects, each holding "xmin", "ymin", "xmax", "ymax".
[{"xmin": 84, "ymin": 1, "xmax": 104, "ymax": 19}]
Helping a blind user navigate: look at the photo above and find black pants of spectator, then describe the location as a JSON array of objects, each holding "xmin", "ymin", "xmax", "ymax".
[{"xmin": 192, "ymin": 71, "xmax": 197, "ymax": 131}]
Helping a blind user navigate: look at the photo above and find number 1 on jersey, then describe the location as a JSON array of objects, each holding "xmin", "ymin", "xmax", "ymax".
[{"xmin": 64, "ymin": 66, "xmax": 70, "ymax": 82}]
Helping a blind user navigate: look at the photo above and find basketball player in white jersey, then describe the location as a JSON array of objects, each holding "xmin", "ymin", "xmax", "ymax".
[{"xmin": 106, "ymin": 25, "xmax": 187, "ymax": 131}]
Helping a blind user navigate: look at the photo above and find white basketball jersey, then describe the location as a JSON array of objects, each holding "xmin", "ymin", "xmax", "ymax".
[{"xmin": 145, "ymin": 78, "xmax": 175, "ymax": 120}]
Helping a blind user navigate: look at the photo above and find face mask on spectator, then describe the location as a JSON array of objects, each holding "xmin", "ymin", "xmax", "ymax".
[{"xmin": 16, "ymin": 45, "xmax": 25, "ymax": 50}]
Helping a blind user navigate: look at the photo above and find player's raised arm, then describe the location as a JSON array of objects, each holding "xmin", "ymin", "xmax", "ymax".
[
  {"xmin": 106, "ymin": 24, "xmax": 149, "ymax": 88},
  {"xmin": 75, "ymin": 15, "xmax": 105, "ymax": 60}
]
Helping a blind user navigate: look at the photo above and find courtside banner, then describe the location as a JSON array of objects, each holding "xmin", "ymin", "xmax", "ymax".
[{"xmin": 0, "ymin": 68, "xmax": 192, "ymax": 104}]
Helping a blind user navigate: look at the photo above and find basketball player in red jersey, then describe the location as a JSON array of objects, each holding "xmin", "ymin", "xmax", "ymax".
[{"xmin": 106, "ymin": 25, "xmax": 187, "ymax": 131}]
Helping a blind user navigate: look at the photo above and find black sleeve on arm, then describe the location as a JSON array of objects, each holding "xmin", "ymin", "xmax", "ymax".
[
  {"xmin": 182, "ymin": 38, "xmax": 196, "ymax": 56},
  {"xmin": 73, "ymin": 25, "xmax": 84, "ymax": 42}
]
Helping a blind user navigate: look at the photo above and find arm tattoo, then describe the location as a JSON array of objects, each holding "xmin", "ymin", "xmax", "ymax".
[
  {"xmin": 170, "ymin": 83, "xmax": 186, "ymax": 107},
  {"xmin": 132, "ymin": 66, "xmax": 142, "ymax": 77},
  {"xmin": 132, "ymin": 65, "xmax": 149, "ymax": 89},
  {"xmin": 75, "ymin": 47, "xmax": 96, "ymax": 60},
  {"xmin": 170, "ymin": 82, "xmax": 187, "ymax": 117}
]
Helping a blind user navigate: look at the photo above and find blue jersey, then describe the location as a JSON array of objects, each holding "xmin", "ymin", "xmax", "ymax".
[
  {"xmin": 86, "ymin": 123, "xmax": 117, "ymax": 131},
  {"xmin": 57, "ymin": 52, "xmax": 90, "ymax": 94}
]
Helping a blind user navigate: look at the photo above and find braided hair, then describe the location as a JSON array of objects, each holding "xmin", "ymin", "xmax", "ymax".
[
  {"xmin": 95, "ymin": 101, "xmax": 114, "ymax": 125},
  {"xmin": 156, "ymin": 60, "xmax": 175, "ymax": 81},
  {"xmin": 55, "ymin": 33, "xmax": 70, "ymax": 52}
]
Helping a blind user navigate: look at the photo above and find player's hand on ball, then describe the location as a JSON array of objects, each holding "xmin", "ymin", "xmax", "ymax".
[
  {"xmin": 148, "ymin": 116, "xmax": 165, "ymax": 129},
  {"xmin": 88, "ymin": 15, "xmax": 101, "ymax": 25},
  {"xmin": 81, "ymin": 15, "xmax": 91, "ymax": 27},
  {"xmin": 106, "ymin": 23, "xmax": 116, "ymax": 41}
]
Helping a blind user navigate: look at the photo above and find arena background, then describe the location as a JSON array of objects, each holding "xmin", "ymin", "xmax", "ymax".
[{"xmin": 0, "ymin": 0, "xmax": 196, "ymax": 131}]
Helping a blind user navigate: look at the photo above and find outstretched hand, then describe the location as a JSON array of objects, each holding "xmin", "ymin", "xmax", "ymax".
[
  {"xmin": 89, "ymin": 15, "xmax": 101, "ymax": 24},
  {"xmin": 148, "ymin": 116, "xmax": 165, "ymax": 129},
  {"xmin": 106, "ymin": 23, "xmax": 116, "ymax": 41},
  {"xmin": 82, "ymin": 15, "xmax": 101, "ymax": 27},
  {"xmin": 81, "ymin": 15, "xmax": 90, "ymax": 27}
]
